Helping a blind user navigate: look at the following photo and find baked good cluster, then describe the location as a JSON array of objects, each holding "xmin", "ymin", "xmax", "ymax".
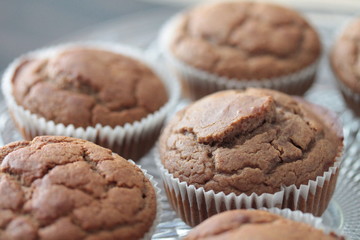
[{"xmin": 1, "ymin": 1, "xmax": 354, "ymax": 239}]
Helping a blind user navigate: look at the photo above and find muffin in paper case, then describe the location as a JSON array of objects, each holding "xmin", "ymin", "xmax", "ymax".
[
  {"xmin": 184, "ymin": 208, "xmax": 345, "ymax": 239},
  {"xmin": 155, "ymin": 152, "xmax": 341, "ymax": 227},
  {"xmin": 2, "ymin": 42, "xmax": 181, "ymax": 161},
  {"xmin": 159, "ymin": 1, "xmax": 321, "ymax": 99},
  {"xmin": 156, "ymin": 88, "xmax": 343, "ymax": 226}
]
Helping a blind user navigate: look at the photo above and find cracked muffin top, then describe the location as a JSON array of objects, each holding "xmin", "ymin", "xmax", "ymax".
[
  {"xmin": 167, "ymin": 2, "xmax": 321, "ymax": 79},
  {"xmin": 331, "ymin": 18, "xmax": 360, "ymax": 93},
  {"xmin": 185, "ymin": 210, "xmax": 344, "ymax": 240},
  {"xmin": 159, "ymin": 88, "xmax": 343, "ymax": 195},
  {"xmin": 11, "ymin": 47, "xmax": 168, "ymax": 128},
  {"xmin": 0, "ymin": 136, "xmax": 157, "ymax": 240}
]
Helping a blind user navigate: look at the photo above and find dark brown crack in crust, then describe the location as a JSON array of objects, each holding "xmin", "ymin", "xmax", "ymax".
[
  {"xmin": 331, "ymin": 18, "xmax": 360, "ymax": 93},
  {"xmin": 169, "ymin": 2, "xmax": 321, "ymax": 79},
  {"xmin": 159, "ymin": 89, "xmax": 343, "ymax": 195},
  {"xmin": 185, "ymin": 210, "xmax": 344, "ymax": 240},
  {"xmin": 0, "ymin": 136, "xmax": 157, "ymax": 240},
  {"xmin": 12, "ymin": 48, "xmax": 168, "ymax": 128}
]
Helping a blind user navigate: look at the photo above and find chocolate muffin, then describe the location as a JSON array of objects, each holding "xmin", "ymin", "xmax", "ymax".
[
  {"xmin": 330, "ymin": 18, "xmax": 360, "ymax": 115},
  {"xmin": 0, "ymin": 136, "xmax": 157, "ymax": 239},
  {"xmin": 158, "ymin": 88, "xmax": 343, "ymax": 226},
  {"xmin": 185, "ymin": 210, "xmax": 345, "ymax": 240},
  {"xmin": 160, "ymin": 1, "xmax": 321, "ymax": 99},
  {"xmin": 2, "ymin": 43, "xmax": 177, "ymax": 160}
]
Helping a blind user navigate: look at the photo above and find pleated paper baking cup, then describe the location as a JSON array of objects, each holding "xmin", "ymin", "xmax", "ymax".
[
  {"xmin": 2, "ymin": 42, "xmax": 180, "ymax": 161},
  {"xmin": 159, "ymin": 14, "xmax": 319, "ymax": 100},
  {"xmin": 155, "ymin": 149, "xmax": 342, "ymax": 227},
  {"xmin": 129, "ymin": 160, "xmax": 162, "ymax": 240},
  {"xmin": 338, "ymin": 79, "xmax": 360, "ymax": 102}
]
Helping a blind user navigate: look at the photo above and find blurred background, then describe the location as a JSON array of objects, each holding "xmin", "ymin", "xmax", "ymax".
[
  {"xmin": 0, "ymin": 0, "xmax": 179, "ymax": 70},
  {"xmin": 1, "ymin": 0, "xmax": 359, "ymax": 71}
]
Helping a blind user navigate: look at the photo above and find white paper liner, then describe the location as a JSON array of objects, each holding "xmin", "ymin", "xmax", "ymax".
[
  {"xmin": 338, "ymin": 79, "xmax": 360, "ymax": 103},
  {"xmin": 155, "ymin": 146, "xmax": 342, "ymax": 227},
  {"xmin": 128, "ymin": 160, "xmax": 162, "ymax": 240},
  {"xmin": 158, "ymin": 13, "xmax": 319, "ymax": 99},
  {"xmin": 2, "ymin": 42, "xmax": 181, "ymax": 160}
]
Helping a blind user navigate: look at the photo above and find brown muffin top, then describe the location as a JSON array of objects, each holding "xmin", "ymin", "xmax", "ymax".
[
  {"xmin": 12, "ymin": 47, "xmax": 168, "ymax": 128},
  {"xmin": 167, "ymin": 2, "xmax": 321, "ymax": 79},
  {"xmin": 159, "ymin": 89, "xmax": 343, "ymax": 195},
  {"xmin": 0, "ymin": 136, "xmax": 157, "ymax": 240},
  {"xmin": 331, "ymin": 18, "xmax": 360, "ymax": 93},
  {"xmin": 185, "ymin": 210, "xmax": 344, "ymax": 240}
]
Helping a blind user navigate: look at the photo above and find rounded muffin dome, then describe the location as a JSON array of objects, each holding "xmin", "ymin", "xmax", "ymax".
[
  {"xmin": 159, "ymin": 88, "xmax": 342, "ymax": 195},
  {"xmin": 0, "ymin": 136, "xmax": 157, "ymax": 239},
  {"xmin": 167, "ymin": 1, "xmax": 321, "ymax": 79},
  {"xmin": 11, "ymin": 47, "xmax": 168, "ymax": 128},
  {"xmin": 185, "ymin": 210, "xmax": 344, "ymax": 240}
]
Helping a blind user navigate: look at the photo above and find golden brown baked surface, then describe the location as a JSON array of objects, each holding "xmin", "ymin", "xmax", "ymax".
[
  {"xmin": 331, "ymin": 18, "xmax": 360, "ymax": 93},
  {"xmin": 185, "ymin": 210, "xmax": 344, "ymax": 240},
  {"xmin": 0, "ymin": 136, "xmax": 156, "ymax": 240},
  {"xmin": 168, "ymin": 2, "xmax": 321, "ymax": 79},
  {"xmin": 159, "ymin": 88, "xmax": 343, "ymax": 195},
  {"xmin": 12, "ymin": 48, "xmax": 168, "ymax": 128}
]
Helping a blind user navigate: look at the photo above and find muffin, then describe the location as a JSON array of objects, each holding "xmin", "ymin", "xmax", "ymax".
[
  {"xmin": 0, "ymin": 136, "xmax": 159, "ymax": 240},
  {"xmin": 330, "ymin": 18, "xmax": 360, "ymax": 115},
  {"xmin": 185, "ymin": 209, "xmax": 345, "ymax": 240},
  {"xmin": 2, "ymin": 42, "xmax": 180, "ymax": 161},
  {"xmin": 158, "ymin": 88, "xmax": 343, "ymax": 226},
  {"xmin": 159, "ymin": 1, "xmax": 321, "ymax": 99}
]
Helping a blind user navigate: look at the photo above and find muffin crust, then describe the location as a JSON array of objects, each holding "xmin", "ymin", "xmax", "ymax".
[
  {"xmin": 169, "ymin": 2, "xmax": 321, "ymax": 79},
  {"xmin": 0, "ymin": 136, "xmax": 157, "ymax": 240},
  {"xmin": 331, "ymin": 18, "xmax": 360, "ymax": 93},
  {"xmin": 12, "ymin": 48, "xmax": 168, "ymax": 128},
  {"xmin": 159, "ymin": 89, "xmax": 343, "ymax": 195},
  {"xmin": 185, "ymin": 210, "xmax": 344, "ymax": 240}
]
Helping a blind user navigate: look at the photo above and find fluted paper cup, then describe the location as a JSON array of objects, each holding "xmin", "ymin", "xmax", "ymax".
[
  {"xmin": 2, "ymin": 42, "xmax": 181, "ymax": 161},
  {"xmin": 155, "ymin": 151, "xmax": 341, "ymax": 227}
]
